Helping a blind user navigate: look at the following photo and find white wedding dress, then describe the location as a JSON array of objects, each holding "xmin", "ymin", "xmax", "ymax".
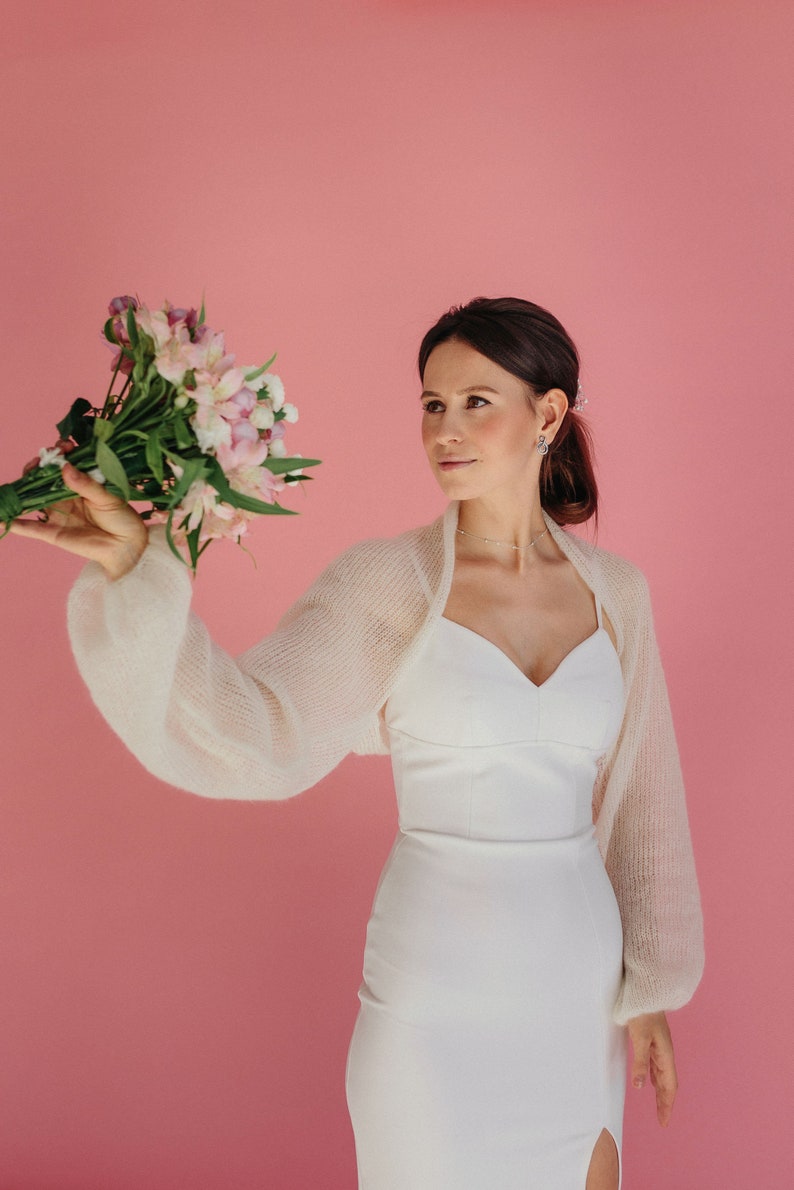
[{"xmin": 345, "ymin": 604, "xmax": 628, "ymax": 1189}]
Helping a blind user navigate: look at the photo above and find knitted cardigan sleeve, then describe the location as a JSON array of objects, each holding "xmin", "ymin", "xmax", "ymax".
[
  {"xmin": 592, "ymin": 557, "xmax": 705, "ymax": 1024},
  {"xmin": 66, "ymin": 527, "xmax": 435, "ymax": 800}
]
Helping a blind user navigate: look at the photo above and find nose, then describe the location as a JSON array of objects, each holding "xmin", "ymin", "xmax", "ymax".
[{"xmin": 436, "ymin": 409, "xmax": 464, "ymax": 444}]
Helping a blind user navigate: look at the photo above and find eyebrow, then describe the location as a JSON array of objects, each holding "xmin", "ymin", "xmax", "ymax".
[{"xmin": 420, "ymin": 385, "xmax": 500, "ymax": 399}]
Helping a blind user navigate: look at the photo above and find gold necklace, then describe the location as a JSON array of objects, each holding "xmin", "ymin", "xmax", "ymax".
[{"xmin": 455, "ymin": 525, "xmax": 548, "ymax": 552}]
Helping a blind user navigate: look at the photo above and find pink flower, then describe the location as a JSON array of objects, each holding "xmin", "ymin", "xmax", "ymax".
[
  {"xmin": 191, "ymin": 366, "xmax": 248, "ymax": 410},
  {"xmin": 153, "ymin": 323, "xmax": 194, "ymax": 385},
  {"xmin": 185, "ymin": 327, "xmax": 231, "ymax": 374},
  {"xmin": 135, "ymin": 306, "xmax": 173, "ymax": 352},
  {"xmin": 216, "ymin": 437, "xmax": 269, "ymax": 472},
  {"xmin": 230, "ymin": 418, "xmax": 260, "ymax": 446},
  {"xmin": 227, "ymin": 388, "xmax": 257, "ymax": 416},
  {"xmin": 180, "ymin": 480, "xmax": 221, "ymax": 533}
]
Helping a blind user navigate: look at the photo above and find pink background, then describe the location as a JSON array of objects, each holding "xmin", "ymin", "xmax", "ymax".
[{"xmin": 1, "ymin": 0, "xmax": 791, "ymax": 1185}]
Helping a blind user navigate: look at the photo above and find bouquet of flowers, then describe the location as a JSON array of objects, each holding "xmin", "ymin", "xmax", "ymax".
[{"xmin": 0, "ymin": 296, "xmax": 319, "ymax": 570}]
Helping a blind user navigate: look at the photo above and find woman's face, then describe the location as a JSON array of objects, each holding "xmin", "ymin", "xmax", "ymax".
[{"xmin": 421, "ymin": 338, "xmax": 544, "ymax": 503}]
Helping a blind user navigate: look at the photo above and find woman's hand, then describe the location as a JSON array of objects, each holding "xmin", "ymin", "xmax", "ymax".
[
  {"xmin": 626, "ymin": 1011, "xmax": 678, "ymax": 1127},
  {"xmin": 8, "ymin": 462, "xmax": 149, "ymax": 580}
]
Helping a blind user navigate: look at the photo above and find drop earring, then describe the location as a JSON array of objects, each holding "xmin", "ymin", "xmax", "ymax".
[{"xmin": 537, "ymin": 435, "xmax": 549, "ymax": 456}]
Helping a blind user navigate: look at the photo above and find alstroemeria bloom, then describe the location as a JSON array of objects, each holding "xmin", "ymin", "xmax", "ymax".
[
  {"xmin": 134, "ymin": 306, "xmax": 174, "ymax": 352},
  {"xmin": 192, "ymin": 366, "xmax": 248, "ymax": 410},
  {"xmin": 154, "ymin": 324, "xmax": 194, "ymax": 385},
  {"xmin": 179, "ymin": 479, "xmax": 221, "ymax": 533},
  {"xmin": 191, "ymin": 404, "xmax": 233, "ymax": 453},
  {"xmin": 231, "ymin": 418, "xmax": 260, "ymax": 447},
  {"xmin": 216, "ymin": 437, "xmax": 269, "ymax": 473},
  {"xmin": 227, "ymin": 388, "xmax": 258, "ymax": 417},
  {"xmin": 226, "ymin": 462, "xmax": 284, "ymax": 508},
  {"xmin": 185, "ymin": 327, "xmax": 231, "ymax": 375}
]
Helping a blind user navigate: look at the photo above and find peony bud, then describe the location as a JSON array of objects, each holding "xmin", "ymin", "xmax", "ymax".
[{"xmin": 108, "ymin": 295, "xmax": 138, "ymax": 316}]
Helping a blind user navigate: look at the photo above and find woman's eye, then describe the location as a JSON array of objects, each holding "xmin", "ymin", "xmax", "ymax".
[
  {"xmin": 467, "ymin": 395, "xmax": 490, "ymax": 408},
  {"xmin": 422, "ymin": 400, "xmax": 444, "ymax": 413}
]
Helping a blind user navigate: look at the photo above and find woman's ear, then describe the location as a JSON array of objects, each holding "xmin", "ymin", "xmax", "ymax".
[{"xmin": 537, "ymin": 387, "xmax": 569, "ymax": 444}]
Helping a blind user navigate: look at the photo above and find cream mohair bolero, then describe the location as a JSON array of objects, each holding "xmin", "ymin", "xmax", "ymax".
[{"xmin": 68, "ymin": 501, "xmax": 704, "ymax": 1025}]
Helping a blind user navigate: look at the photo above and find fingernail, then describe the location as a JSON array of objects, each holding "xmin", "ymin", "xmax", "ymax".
[{"xmin": 633, "ymin": 1076, "xmax": 645, "ymax": 1089}]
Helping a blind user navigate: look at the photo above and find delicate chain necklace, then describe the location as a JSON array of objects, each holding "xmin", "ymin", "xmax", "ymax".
[{"xmin": 456, "ymin": 525, "xmax": 548, "ymax": 552}]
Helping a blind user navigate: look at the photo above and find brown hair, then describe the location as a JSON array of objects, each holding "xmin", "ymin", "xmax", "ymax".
[{"xmin": 418, "ymin": 297, "xmax": 597, "ymax": 525}]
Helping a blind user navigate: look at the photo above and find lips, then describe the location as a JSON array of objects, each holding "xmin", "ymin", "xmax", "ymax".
[{"xmin": 437, "ymin": 458, "xmax": 475, "ymax": 471}]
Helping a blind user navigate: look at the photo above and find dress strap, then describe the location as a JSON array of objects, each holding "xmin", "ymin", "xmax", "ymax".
[{"xmin": 595, "ymin": 599, "xmax": 604, "ymax": 629}]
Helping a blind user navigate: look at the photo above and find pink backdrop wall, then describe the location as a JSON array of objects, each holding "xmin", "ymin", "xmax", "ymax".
[{"xmin": 2, "ymin": 0, "xmax": 791, "ymax": 1185}]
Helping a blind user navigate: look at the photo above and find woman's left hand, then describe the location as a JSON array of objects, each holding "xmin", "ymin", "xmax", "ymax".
[{"xmin": 626, "ymin": 1011, "xmax": 678, "ymax": 1127}]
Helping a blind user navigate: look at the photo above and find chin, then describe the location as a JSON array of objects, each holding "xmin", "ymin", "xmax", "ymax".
[{"xmin": 432, "ymin": 474, "xmax": 482, "ymax": 500}]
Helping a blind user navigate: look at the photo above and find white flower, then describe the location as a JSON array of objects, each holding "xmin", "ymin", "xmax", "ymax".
[
  {"xmin": 263, "ymin": 372, "xmax": 285, "ymax": 411},
  {"xmin": 88, "ymin": 467, "xmax": 107, "ymax": 484},
  {"xmin": 191, "ymin": 408, "xmax": 233, "ymax": 453},
  {"xmin": 249, "ymin": 403, "xmax": 275, "ymax": 430},
  {"xmin": 38, "ymin": 447, "xmax": 66, "ymax": 469},
  {"xmin": 281, "ymin": 403, "xmax": 299, "ymax": 424},
  {"xmin": 268, "ymin": 438, "xmax": 287, "ymax": 458},
  {"xmin": 174, "ymin": 393, "xmax": 190, "ymax": 410}
]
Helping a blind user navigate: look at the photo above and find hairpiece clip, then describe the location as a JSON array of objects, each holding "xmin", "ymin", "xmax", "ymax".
[{"xmin": 573, "ymin": 380, "xmax": 588, "ymax": 412}]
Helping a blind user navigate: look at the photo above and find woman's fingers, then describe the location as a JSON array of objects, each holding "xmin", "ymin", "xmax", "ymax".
[
  {"xmin": 629, "ymin": 1021, "xmax": 651, "ymax": 1089},
  {"xmin": 650, "ymin": 1035, "xmax": 678, "ymax": 1128},
  {"xmin": 627, "ymin": 1012, "xmax": 678, "ymax": 1128},
  {"xmin": 8, "ymin": 462, "xmax": 149, "ymax": 578}
]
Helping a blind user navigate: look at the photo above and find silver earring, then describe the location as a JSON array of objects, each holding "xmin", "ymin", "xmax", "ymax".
[{"xmin": 537, "ymin": 435, "xmax": 549, "ymax": 456}]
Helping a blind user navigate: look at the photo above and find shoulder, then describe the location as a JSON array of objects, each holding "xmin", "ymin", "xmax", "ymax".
[
  {"xmin": 300, "ymin": 514, "xmax": 444, "ymax": 603},
  {"xmin": 587, "ymin": 542, "xmax": 651, "ymax": 609}
]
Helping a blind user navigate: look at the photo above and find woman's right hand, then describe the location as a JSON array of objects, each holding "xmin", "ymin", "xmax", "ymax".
[{"xmin": 8, "ymin": 462, "xmax": 149, "ymax": 580}]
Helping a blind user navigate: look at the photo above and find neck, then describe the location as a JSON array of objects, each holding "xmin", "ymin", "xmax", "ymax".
[{"xmin": 456, "ymin": 493, "xmax": 550, "ymax": 573}]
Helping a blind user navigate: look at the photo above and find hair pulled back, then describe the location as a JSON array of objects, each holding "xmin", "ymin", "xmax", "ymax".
[{"xmin": 418, "ymin": 297, "xmax": 597, "ymax": 525}]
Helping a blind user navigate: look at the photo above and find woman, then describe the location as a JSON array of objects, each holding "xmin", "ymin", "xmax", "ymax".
[{"xmin": 11, "ymin": 297, "xmax": 704, "ymax": 1189}]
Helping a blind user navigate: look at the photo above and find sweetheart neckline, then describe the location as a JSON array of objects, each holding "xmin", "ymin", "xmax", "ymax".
[{"xmin": 439, "ymin": 618, "xmax": 618, "ymax": 691}]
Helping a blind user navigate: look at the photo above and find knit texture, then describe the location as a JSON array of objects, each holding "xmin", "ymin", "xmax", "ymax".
[{"xmin": 67, "ymin": 501, "xmax": 704, "ymax": 1024}]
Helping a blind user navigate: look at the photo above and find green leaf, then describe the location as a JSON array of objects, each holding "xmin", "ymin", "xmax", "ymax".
[
  {"xmin": 202, "ymin": 457, "xmax": 296, "ymax": 515},
  {"xmin": 263, "ymin": 456, "xmax": 321, "ymax": 475},
  {"xmin": 165, "ymin": 512, "xmax": 189, "ymax": 568},
  {"xmin": 0, "ymin": 482, "xmax": 23, "ymax": 525},
  {"xmin": 172, "ymin": 415, "xmax": 193, "ymax": 450},
  {"xmin": 185, "ymin": 524, "xmax": 202, "ymax": 570},
  {"xmin": 56, "ymin": 398, "xmax": 94, "ymax": 442},
  {"xmin": 103, "ymin": 316, "xmax": 119, "ymax": 345},
  {"xmin": 126, "ymin": 303, "xmax": 139, "ymax": 348},
  {"xmin": 198, "ymin": 296, "xmax": 206, "ymax": 326},
  {"xmin": 166, "ymin": 454, "xmax": 207, "ymax": 503},
  {"xmin": 243, "ymin": 354, "xmax": 277, "ymax": 384},
  {"xmin": 95, "ymin": 441, "xmax": 131, "ymax": 501},
  {"xmin": 93, "ymin": 419, "xmax": 114, "ymax": 442},
  {"xmin": 224, "ymin": 489, "xmax": 297, "ymax": 515},
  {"xmin": 145, "ymin": 429, "xmax": 164, "ymax": 485}
]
